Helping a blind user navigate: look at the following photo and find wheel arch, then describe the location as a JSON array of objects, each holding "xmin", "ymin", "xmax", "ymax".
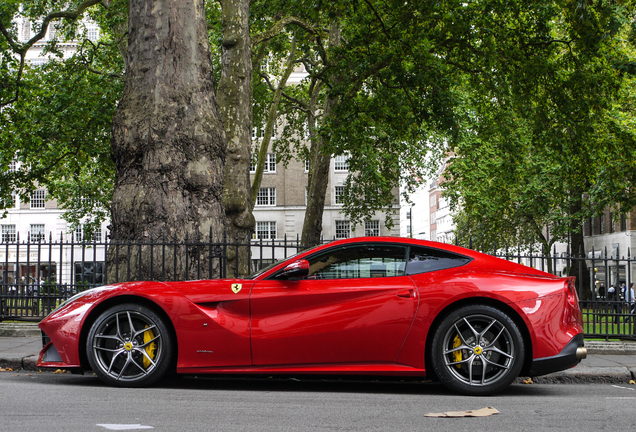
[
  {"xmin": 424, "ymin": 296, "xmax": 534, "ymax": 380},
  {"xmin": 78, "ymin": 295, "xmax": 178, "ymax": 372}
]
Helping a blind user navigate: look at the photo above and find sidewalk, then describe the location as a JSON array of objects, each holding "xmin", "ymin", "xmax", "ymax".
[{"xmin": 1, "ymin": 323, "xmax": 636, "ymax": 384}]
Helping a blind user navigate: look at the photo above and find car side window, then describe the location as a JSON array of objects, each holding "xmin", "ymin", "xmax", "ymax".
[
  {"xmin": 405, "ymin": 246, "xmax": 471, "ymax": 275},
  {"xmin": 307, "ymin": 245, "xmax": 408, "ymax": 280}
]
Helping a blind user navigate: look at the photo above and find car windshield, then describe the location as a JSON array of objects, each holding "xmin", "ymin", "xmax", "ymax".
[{"xmin": 246, "ymin": 244, "xmax": 322, "ymax": 279}]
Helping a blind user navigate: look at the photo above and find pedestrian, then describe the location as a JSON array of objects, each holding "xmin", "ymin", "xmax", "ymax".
[
  {"xmin": 598, "ymin": 284, "xmax": 606, "ymax": 299},
  {"xmin": 624, "ymin": 283, "xmax": 635, "ymax": 322}
]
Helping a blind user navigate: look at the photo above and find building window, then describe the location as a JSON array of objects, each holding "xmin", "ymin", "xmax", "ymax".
[
  {"xmin": 7, "ymin": 161, "xmax": 16, "ymax": 172},
  {"xmin": 621, "ymin": 215, "xmax": 627, "ymax": 232},
  {"xmin": 86, "ymin": 22, "xmax": 99, "ymax": 41},
  {"xmin": 74, "ymin": 227, "xmax": 83, "ymax": 242},
  {"xmin": 365, "ymin": 220, "xmax": 380, "ymax": 236},
  {"xmin": 335, "ymin": 220, "xmax": 351, "ymax": 239},
  {"xmin": 20, "ymin": 18, "xmax": 30, "ymax": 41},
  {"xmin": 90, "ymin": 227, "xmax": 102, "ymax": 242},
  {"xmin": 30, "ymin": 224, "xmax": 45, "ymax": 242},
  {"xmin": 254, "ymin": 221, "xmax": 276, "ymax": 240},
  {"xmin": 29, "ymin": 58, "xmax": 47, "ymax": 66},
  {"xmin": 256, "ymin": 187, "xmax": 276, "ymax": 206},
  {"xmin": 1, "ymin": 225, "xmax": 16, "ymax": 242},
  {"xmin": 334, "ymin": 154, "xmax": 350, "ymax": 172},
  {"xmin": 266, "ymin": 153, "xmax": 276, "ymax": 172},
  {"xmin": 250, "ymin": 153, "xmax": 276, "ymax": 173},
  {"xmin": 249, "ymin": 154, "xmax": 256, "ymax": 172},
  {"xmin": 334, "ymin": 186, "xmax": 345, "ymax": 205},
  {"xmin": 305, "ymin": 159, "xmax": 310, "ymax": 173},
  {"xmin": 74, "ymin": 226, "xmax": 102, "ymax": 243},
  {"xmin": 47, "ymin": 21, "xmax": 59, "ymax": 40},
  {"xmin": 252, "ymin": 127, "xmax": 266, "ymax": 140},
  {"xmin": 31, "ymin": 189, "xmax": 46, "ymax": 209},
  {"xmin": 430, "ymin": 195, "xmax": 437, "ymax": 207},
  {"xmin": 252, "ymin": 126, "xmax": 275, "ymax": 140}
]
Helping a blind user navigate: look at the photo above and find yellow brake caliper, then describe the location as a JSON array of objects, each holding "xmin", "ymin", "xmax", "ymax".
[
  {"xmin": 452, "ymin": 334, "xmax": 462, "ymax": 369},
  {"xmin": 143, "ymin": 325, "xmax": 157, "ymax": 369}
]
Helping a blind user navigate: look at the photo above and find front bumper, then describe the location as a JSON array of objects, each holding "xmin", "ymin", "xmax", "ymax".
[
  {"xmin": 37, "ymin": 330, "xmax": 81, "ymax": 370},
  {"xmin": 528, "ymin": 333, "xmax": 586, "ymax": 377}
]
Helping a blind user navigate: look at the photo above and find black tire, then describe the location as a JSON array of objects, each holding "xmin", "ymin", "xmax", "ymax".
[
  {"xmin": 430, "ymin": 304, "xmax": 525, "ymax": 396},
  {"xmin": 86, "ymin": 303, "xmax": 174, "ymax": 387}
]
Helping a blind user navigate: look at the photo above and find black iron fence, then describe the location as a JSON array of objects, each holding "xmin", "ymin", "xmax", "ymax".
[
  {"xmin": 1, "ymin": 235, "xmax": 634, "ymax": 340},
  {"xmin": 0, "ymin": 232, "xmax": 311, "ymax": 321}
]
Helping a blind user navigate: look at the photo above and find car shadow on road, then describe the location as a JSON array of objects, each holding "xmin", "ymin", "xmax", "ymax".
[{"xmin": 17, "ymin": 370, "xmax": 554, "ymax": 397}]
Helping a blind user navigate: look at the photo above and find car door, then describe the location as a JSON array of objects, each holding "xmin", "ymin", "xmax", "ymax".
[{"xmin": 250, "ymin": 244, "xmax": 419, "ymax": 366}]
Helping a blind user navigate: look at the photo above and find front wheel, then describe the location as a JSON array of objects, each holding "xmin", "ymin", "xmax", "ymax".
[
  {"xmin": 430, "ymin": 305, "xmax": 525, "ymax": 395},
  {"xmin": 86, "ymin": 303, "xmax": 174, "ymax": 387}
]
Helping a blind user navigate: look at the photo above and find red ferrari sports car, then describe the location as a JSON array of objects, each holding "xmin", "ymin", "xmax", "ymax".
[{"xmin": 37, "ymin": 237, "xmax": 586, "ymax": 395}]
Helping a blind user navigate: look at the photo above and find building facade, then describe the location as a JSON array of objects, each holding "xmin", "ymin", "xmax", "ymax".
[
  {"xmin": 252, "ymin": 151, "xmax": 400, "ymax": 242},
  {"xmin": 583, "ymin": 209, "xmax": 636, "ymax": 289}
]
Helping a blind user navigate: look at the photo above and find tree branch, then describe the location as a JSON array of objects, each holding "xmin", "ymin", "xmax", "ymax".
[
  {"xmin": 0, "ymin": 0, "xmax": 103, "ymax": 107},
  {"xmin": 252, "ymin": 16, "xmax": 320, "ymax": 46}
]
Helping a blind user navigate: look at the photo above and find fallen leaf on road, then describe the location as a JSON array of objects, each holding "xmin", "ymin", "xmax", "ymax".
[
  {"xmin": 0, "ymin": 367, "xmax": 14, "ymax": 372},
  {"xmin": 629, "ymin": 380, "xmax": 635, "ymax": 385},
  {"xmin": 425, "ymin": 407, "xmax": 499, "ymax": 418},
  {"xmin": 53, "ymin": 369, "xmax": 69, "ymax": 374},
  {"xmin": 523, "ymin": 378, "xmax": 534, "ymax": 384}
]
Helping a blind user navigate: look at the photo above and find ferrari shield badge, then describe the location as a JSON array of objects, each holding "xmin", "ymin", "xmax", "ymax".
[{"xmin": 231, "ymin": 283, "xmax": 242, "ymax": 294}]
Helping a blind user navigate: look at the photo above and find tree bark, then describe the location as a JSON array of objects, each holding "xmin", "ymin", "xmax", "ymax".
[
  {"xmin": 108, "ymin": 0, "xmax": 226, "ymax": 281},
  {"xmin": 217, "ymin": 0, "xmax": 254, "ymax": 276}
]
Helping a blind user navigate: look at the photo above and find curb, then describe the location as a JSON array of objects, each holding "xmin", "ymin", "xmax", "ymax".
[
  {"xmin": 584, "ymin": 340, "xmax": 636, "ymax": 355},
  {"xmin": 0, "ymin": 355, "xmax": 39, "ymax": 372},
  {"xmin": 0, "ymin": 323, "xmax": 41, "ymax": 338},
  {"xmin": 524, "ymin": 367, "xmax": 635, "ymax": 384}
]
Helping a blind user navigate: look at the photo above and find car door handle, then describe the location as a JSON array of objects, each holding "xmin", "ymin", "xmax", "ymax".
[{"xmin": 397, "ymin": 289, "xmax": 415, "ymax": 299}]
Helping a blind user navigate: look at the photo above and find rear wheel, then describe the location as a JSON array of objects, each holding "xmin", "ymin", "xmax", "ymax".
[
  {"xmin": 430, "ymin": 305, "xmax": 524, "ymax": 395},
  {"xmin": 86, "ymin": 303, "xmax": 173, "ymax": 387}
]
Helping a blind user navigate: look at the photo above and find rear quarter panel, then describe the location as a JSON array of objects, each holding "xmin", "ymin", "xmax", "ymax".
[{"xmin": 394, "ymin": 265, "xmax": 581, "ymax": 368}]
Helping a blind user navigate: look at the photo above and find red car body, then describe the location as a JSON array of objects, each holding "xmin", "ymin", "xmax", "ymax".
[{"xmin": 38, "ymin": 237, "xmax": 585, "ymax": 394}]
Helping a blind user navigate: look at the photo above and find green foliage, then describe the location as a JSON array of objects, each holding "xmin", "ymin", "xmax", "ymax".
[
  {"xmin": 439, "ymin": 0, "xmax": 636, "ymax": 250},
  {"xmin": 1, "ymin": 1, "xmax": 124, "ymax": 233},
  {"xmin": 3, "ymin": 0, "xmax": 636, "ymax": 245}
]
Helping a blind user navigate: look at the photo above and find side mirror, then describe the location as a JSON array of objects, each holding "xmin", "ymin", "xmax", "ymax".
[{"xmin": 278, "ymin": 259, "xmax": 309, "ymax": 279}]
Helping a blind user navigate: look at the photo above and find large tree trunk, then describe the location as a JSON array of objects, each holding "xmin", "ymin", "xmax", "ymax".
[
  {"xmin": 108, "ymin": 0, "xmax": 226, "ymax": 282},
  {"xmin": 217, "ymin": 0, "xmax": 254, "ymax": 276}
]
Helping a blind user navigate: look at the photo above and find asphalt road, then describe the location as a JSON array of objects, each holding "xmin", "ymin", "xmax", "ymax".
[{"xmin": 1, "ymin": 371, "xmax": 635, "ymax": 432}]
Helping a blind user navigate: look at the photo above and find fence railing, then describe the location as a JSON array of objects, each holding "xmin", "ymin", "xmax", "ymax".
[
  {"xmin": 0, "ymin": 233, "xmax": 316, "ymax": 322},
  {"xmin": 1, "ymin": 235, "xmax": 634, "ymax": 340}
]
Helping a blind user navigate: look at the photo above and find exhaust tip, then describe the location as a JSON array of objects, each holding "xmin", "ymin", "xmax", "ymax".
[{"xmin": 576, "ymin": 347, "xmax": 587, "ymax": 360}]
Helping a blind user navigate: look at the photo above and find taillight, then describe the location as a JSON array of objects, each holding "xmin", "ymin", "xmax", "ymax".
[{"xmin": 566, "ymin": 276, "xmax": 579, "ymax": 307}]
